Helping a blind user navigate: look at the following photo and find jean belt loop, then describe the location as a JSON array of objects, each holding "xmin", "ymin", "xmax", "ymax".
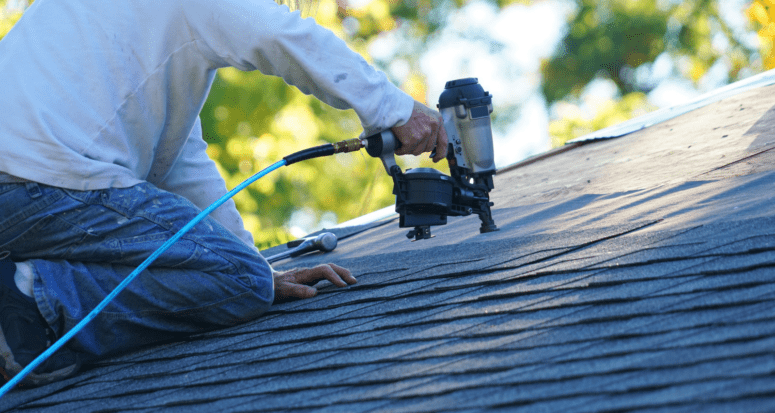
[{"xmin": 25, "ymin": 182, "xmax": 42, "ymax": 199}]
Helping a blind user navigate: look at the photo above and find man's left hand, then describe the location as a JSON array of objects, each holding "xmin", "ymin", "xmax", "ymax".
[{"xmin": 273, "ymin": 264, "xmax": 356, "ymax": 302}]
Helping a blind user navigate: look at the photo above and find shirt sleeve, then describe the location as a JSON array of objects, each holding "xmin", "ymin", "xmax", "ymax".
[
  {"xmin": 182, "ymin": 0, "xmax": 414, "ymax": 135},
  {"xmin": 154, "ymin": 118, "xmax": 260, "ymax": 253}
]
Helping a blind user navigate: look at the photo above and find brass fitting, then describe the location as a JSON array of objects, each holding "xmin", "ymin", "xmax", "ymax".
[{"xmin": 332, "ymin": 138, "xmax": 364, "ymax": 154}]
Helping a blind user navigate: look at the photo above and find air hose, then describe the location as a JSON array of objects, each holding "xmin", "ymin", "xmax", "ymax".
[{"xmin": 0, "ymin": 138, "xmax": 365, "ymax": 397}]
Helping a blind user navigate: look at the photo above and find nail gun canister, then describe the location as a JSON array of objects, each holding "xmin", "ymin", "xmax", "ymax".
[
  {"xmin": 398, "ymin": 168, "xmax": 454, "ymax": 228},
  {"xmin": 437, "ymin": 78, "xmax": 496, "ymax": 174}
]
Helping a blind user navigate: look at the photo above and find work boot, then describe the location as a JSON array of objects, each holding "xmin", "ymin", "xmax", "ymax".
[{"xmin": 0, "ymin": 255, "xmax": 80, "ymax": 387}]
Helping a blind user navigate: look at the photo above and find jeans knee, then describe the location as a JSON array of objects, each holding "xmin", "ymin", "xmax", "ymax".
[{"xmin": 237, "ymin": 254, "xmax": 275, "ymax": 305}]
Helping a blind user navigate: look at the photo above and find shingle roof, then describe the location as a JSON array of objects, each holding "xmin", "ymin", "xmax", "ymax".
[{"xmin": 3, "ymin": 80, "xmax": 775, "ymax": 412}]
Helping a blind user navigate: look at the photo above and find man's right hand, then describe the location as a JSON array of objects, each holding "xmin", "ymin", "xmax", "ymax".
[{"xmin": 391, "ymin": 100, "xmax": 449, "ymax": 163}]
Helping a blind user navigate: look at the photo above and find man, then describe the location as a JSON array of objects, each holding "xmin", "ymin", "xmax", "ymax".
[{"xmin": 0, "ymin": 0, "xmax": 447, "ymax": 386}]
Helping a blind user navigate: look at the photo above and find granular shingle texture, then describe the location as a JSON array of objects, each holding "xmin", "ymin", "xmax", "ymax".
[{"xmin": 2, "ymin": 83, "xmax": 775, "ymax": 412}]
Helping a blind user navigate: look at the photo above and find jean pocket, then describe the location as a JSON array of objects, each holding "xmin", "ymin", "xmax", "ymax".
[
  {"xmin": 0, "ymin": 185, "xmax": 66, "ymax": 235},
  {"xmin": 0, "ymin": 215, "xmax": 91, "ymax": 260}
]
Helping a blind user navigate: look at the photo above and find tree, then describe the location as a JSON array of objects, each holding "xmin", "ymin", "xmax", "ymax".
[
  {"xmin": 544, "ymin": 0, "xmax": 764, "ymax": 146},
  {"xmin": 748, "ymin": 0, "xmax": 775, "ymax": 69},
  {"xmin": 0, "ymin": 0, "xmax": 26, "ymax": 41}
]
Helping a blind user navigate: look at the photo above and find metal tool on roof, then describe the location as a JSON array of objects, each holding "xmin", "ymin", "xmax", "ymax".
[
  {"xmin": 364, "ymin": 78, "xmax": 499, "ymax": 241},
  {"xmin": 266, "ymin": 232, "xmax": 338, "ymax": 263}
]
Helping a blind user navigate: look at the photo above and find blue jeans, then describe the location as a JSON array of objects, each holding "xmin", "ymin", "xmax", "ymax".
[{"xmin": 0, "ymin": 182, "xmax": 273, "ymax": 360}]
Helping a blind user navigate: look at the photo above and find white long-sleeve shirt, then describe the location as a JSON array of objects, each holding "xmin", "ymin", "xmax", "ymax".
[{"xmin": 0, "ymin": 0, "xmax": 414, "ymax": 247}]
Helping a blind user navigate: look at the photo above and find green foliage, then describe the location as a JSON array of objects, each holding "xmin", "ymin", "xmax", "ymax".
[
  {"xmin": 671, "ymin": 0, "xmax": 752, "ymax": 82},
  {"xmin": 748, "ymin": 0, "xmax": 775, "ymax": 69},
  {"xmin": 543, "ymin": 0, "xmax": 761, "ymax": 145},
  {"xmin": 542, "ymin": 0, "xmax": 668, "ymax": 103},
  {"xmin": 549, "ymin": 92, "xmax": 654, "ymax": 147},
  {"xmin": 542, "ymin": 0, "xmax": 756, "ymax": 105},
  {"xmin": 0, "ymin": 0, "xmax": 27, "ymax": 40},
  {"xmin": 201, "ymin": 67, "xmax": 397, "ymax": 250},
  {"xmin": 343, "ymin": 0, "xmax": 459, "ymax": 55}
]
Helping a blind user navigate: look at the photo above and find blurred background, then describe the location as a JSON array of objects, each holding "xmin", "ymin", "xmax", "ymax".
[{"xmin": 2, "ymin": 0, "xmax": 774, "ymax": 249}]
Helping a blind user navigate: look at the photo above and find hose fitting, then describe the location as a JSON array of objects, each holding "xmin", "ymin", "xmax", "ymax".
[
  {"xmin": 332, "ymin": 138, "xmax": 365, "ymax": 154},
  {"xmin": 283, "ymin": 138, "xmax": 365, "ymax": 165}
]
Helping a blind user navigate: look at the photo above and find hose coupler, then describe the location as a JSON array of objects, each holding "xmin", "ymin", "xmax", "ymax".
[
  {"xmin": 332, "ymin": 138, "xmax": 365, "ymax": 154},
  {"xmin": 283, "ymin": 138, "xmax": 364, "ymax": 166}
]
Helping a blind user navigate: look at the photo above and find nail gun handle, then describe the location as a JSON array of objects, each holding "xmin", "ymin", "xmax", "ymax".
[
  {"xmin": 365, "ymin": 130, "xmax": 400, "ymax": 157},
  {"xmin": 365, "ymin": 130, "xmax": 439, "ymax": 161},
  {"xmin": 365, "ymin": 131, "xmax": 401, "ymax": 176}
]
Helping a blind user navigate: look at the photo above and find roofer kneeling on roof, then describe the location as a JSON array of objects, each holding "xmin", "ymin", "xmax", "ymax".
[{"xmin": 0, "ymin": 0, "xmax": 448, "ymax": 387}]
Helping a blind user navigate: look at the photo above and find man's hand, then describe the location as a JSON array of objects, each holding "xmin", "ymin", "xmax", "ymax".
[
  {"xmin": 391, "ymin": 100, "xmax": 449, "ymax": 163},
  {"xmin": 273, "ymin": 264, "xmax": 356, "ymax": 302}
]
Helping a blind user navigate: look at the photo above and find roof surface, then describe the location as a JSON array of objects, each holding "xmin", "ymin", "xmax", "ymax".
[{"xmin": 3, "ymin": 81, "xmax": 775, "ymax": 412}]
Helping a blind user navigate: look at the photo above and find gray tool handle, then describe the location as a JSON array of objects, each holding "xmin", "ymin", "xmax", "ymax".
[
  {"xmin": 365, "ymin": 130, "xmax": 400, "ymax": 176},
  {"xmin": 266, "ymin": 232, "xmax": 338, "ymax": 264}
]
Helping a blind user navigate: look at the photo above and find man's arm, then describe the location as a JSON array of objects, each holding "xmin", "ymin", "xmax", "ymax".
[{"xmin": 184, "ymin": 0, "xmax": 414, "ymax": 136}]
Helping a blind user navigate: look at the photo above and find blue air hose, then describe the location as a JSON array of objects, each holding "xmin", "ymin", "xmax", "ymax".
[{"xmin": 0, "ymin": 137, "xmax": 364, "ymax": 397}]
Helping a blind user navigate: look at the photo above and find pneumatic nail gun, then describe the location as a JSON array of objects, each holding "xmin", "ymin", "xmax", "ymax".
[{"xmin": 364, "ymin": 78, "xmax": 499, "ymax": 241}]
